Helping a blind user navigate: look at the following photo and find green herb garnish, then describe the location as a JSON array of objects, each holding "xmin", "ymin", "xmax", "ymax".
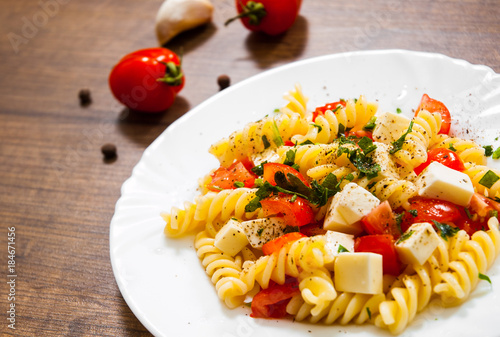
[
  {"xmin": 478, "ymin": 170, "xmax": 500, "ymax": 189},
  {"xmin": 363, "ymin": 116, "xmax": 377, "ymax": 131},
  {"xmin": 396, "ymin": 108, "xmax": 402, "ymax": 114},
  {"xmin": 448, "ymin": 143, "xmax": 458, "ymax": 152},
  {"xmin": 433, "ymin": 220, "xmax": 460, "ymax": 241},
  {"xmin": 408, "ymin": 209, "xmax": 418, "ymax": 217},
  {"xmin": 366, "ymin": 307, "xmax": 372, "ymax": 320},
  {"xmin": 262, "ymin": 135, "xmax": 271, "ymax": 149},
  {"xmin": 272, "ymin": 121, "xmax": 284, "ymax": 147},
  {"xmin": 358, "ymin": 136, "xmax": 377, "ymax": 155},
  {"xmin": 464, "ymin": 208, "xmax": 473, "ymax": 219},
  {"xmin": 483, "ymin": 145, "xmax": 494, "ymax": 157},
  {"xmin": 489, "ymin": 210, "xmax": 498, "ymax": 218},
  {"xmin": 396, "ymin": 230, "xmax": 414, "ymax": 244},
  {"xmin": 312, "ymin": 123, "xmax": 323, "ymax": 133},
  {"xmin": 390, "ymin": 121, "xmax": 414, "ymax": 154},
  {"xmin": 338, "ymin": 244, "xmax": 349, "ymax": 253},
  {"xmin": 234, "ymin": 181, "xmax": 245, "ymax": 188},
  {"xmin": 479, "ymin": 273, "xmax": 492, "ymax": 284},
  {"xmin": 257, "ymin": 228, "xmax": 264, "ymax": 236},
  {"xmin": 338, "ymin": 123, "xmax": 345, "ymax": 137},
  {"xmin": 493, "ymin": 147, "xmax": 500, "ymax": 159}
]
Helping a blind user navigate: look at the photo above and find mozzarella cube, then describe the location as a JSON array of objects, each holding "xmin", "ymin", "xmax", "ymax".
[
  {"xmin": 214, "ymin": 219, "xmax": 249, "ymax": 256},
  {"xmin": 368, "ymin": 142, "xmax": 399, "ymax": 179},
  {"xmin": 415, "ymin": 161, "xmax": 474, "ymax": 206},
  {"xmin": 251, "ymin": 148, "xmax": 280, "ymax": 166},
  {"xmin": 372, "ymin": 111, "xmax": 412, "ymax": 145},
  {"xmin": 324, "ymin": 183, "xmax": 380, "ymax": 235},
  {"xmin": 395, "ymin": 222, "xmax": 441, "ymax": 265},
  {"xmin": 334, "ymin": 252, "xmax": 383, "ymax": 294},
  {"xmin": 325, "ymin": 230, "xmax": 355, "ymax": 254},
  {"xmin": 240, "ymin": 217, "xmax": 287, "ymax": 249}
]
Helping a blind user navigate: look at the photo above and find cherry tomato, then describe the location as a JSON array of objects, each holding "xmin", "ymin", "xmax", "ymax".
[
  {"xmin": 261, "ymin": 194, "xmax": 315, "ymax": 227},
  {"xmin": 262, "ymin": 232, "xmax": 306, "ymax": 255},
  {"xmin": 414, "ymin": 148, "xmax": 465, "ymax": 176},
  {"xmin": 460, "ymin": 193, "xmax": 500, "ymax": 235},
  {"xmin": 415, "ymin": 94, "xmax": 451, "ymax": 135},
  {"xmin": 263, "ymin": 163, "xmax": 309, "ymax": 187},
  {"xmin": 251, "ymin": 278, "xmax": 300, "ymax": 318},
  {"xmin": 109, "ymin": 48, "xmax": 184, "ymax": 113},
  {"xmin": 354, "ymin": 235, "xmax": 402, "ymax": 276},
  {"xmin": 401, "ymin": 197, "xmax": 465, "ymax": 232},
  {"xmin": 207, "ymin": 161, "xmax": 256, "ymax": 191},
  {"xmin": 347, "ymin": 130, "xmax": 373, "ymax": 140},
  {"xmin": 299, "ymin": 222, "xmax": 327, "ymax": 237},
  {"xmin": 226, "ymin": 0, "xmax": 301, "ymax": 36},
  {"xmin": 312, "ymin": 100, "xmax": 346, "ymax": 122},
  {"xmin": 361, "ymin": 201, "xmax": 401, "ymax": 238}
]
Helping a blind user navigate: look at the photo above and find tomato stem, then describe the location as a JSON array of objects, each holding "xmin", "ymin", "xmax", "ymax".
[
  {"xmin": 157, "ymin": 61, "xmax": 183, "ymax": 86},
  {"xmin": 225, "ymin": 1, "xmax": 267, "ymax": 27}
]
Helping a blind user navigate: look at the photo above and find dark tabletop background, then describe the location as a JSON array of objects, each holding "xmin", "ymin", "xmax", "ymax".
[{"xmin": 0, "ymin": 0, "xmax": 499, "ymax": 335}]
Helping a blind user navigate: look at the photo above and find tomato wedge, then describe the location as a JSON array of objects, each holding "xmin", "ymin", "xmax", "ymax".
[
  {"xmin": 361, "ymin": 201, "xmax": 400, "ymax": 238},
  {"xmin": 459, "ymin": 193, "xmax": 500, "ymax": 235},
  {"xmin": 262, "ymin": 232, "xmax": 306, "ymax": 255},
  {"xmin": 263, "ymin": 163, "xmax": 309, "ymax": 187},
  {"xmin": 207, "ymin": 160, "xmax": 256, "ymax": 191},
  {"xmin": 401, "ymin": 197, "xmax": 465, "ymax": 232},
  {"xmin": 354, "ymin": 234, "xmax": 402, "ymax": 276},
  {"xmin": 414, "ymin": 148, "xmax": 465, "ymax": 176},
  {"xmin": 261, "ymin": 194, "xmax": 314, "ymax": 227},
  {"xmin": 251, "ymin": 278, "xmax": 300, "ymax": 318},
  {"xmin": 299, "ymin": 222, "xmax": 327, "ymax": 237},
  {"xmin": 312, "ymin": 100, "xmax": 346, "ymax": 122},
  {"xmin": 415, "ymin": 94, "xmax": 451, "ymax": 135}
]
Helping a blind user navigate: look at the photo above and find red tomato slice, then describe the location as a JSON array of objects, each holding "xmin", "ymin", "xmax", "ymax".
[
  {"xmin": 414, "ymin": 148, "xmax": 465, "ymax": 176},
  {"xmin": 361, "ymin": 201, "xmax": 401, "ymax": 238},
  {"xmin": 312, "ymin": 101, "xmax": 346, "ymax": 122},
  {"xmin": 401, "ymin": 197, "xmax": 466, "ymax": 232},
  {"xmin": 262, "ymin": 232, "xmax": 306, "ymax": 255},
  {"xmin": 251, "ymin": 278, "xmax": 300, "ymax": 318},
  {"xmin": 347, "ymin": 130, "xmax": 373, "ymax": 140},
  {"xmin": 263, "ymin": 163, "xmax": 309, "ymax": 187},
  {"xmin": 459, "ymin": 192, "xmax": 500, "ymax": 235},
  {"xmin": 299, "ymin": 222, "xmax": 327, "ymax": 237},
  {"xmin": 207, "ymin": 161, "xmax": 256, "ymax": 191},
  {"xmin": 354, "ymin": 235, "xmax": 402, "ymax": 276},
  {"xmin": 415, "ymin": 94, "xmax": 451, "ymax": 135},
  {"xmin": 261, "ymin": 194, "xmax": 314, "ymax": 227}
]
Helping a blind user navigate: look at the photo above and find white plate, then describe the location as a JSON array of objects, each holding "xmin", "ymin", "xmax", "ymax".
[{"xmin": 110, "ymin": 50, "xmax": 500, "ymax": 337}]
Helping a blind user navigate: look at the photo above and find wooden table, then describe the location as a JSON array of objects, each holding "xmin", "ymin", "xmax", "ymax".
[{"xmin": 0, "ymin": 0, "xmax": 498, "ymax": 335}]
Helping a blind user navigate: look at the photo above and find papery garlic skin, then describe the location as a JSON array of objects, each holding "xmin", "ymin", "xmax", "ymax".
[{"xmin": 155, "ymin": 0, "xmax": 214, "ymax": 45}]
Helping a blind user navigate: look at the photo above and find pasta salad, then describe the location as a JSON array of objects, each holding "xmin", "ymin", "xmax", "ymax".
[{"xmin": 162, "ymin": 85, "xmax": 500, "ymax": 335}]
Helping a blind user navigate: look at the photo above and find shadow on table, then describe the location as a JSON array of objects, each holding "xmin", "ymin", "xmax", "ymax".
[
  {"xmin": 116, "ymin": 96, "xmax": 191, "ymax": 147},
  {"xmin": 243, "ymin": 15, "xmax": 309, "ymax": 69}
]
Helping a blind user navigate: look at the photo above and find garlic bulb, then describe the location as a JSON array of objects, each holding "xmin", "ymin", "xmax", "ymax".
[{"xmin": 155, "ymin": 0, "xmax": 214, "ymax": 45}]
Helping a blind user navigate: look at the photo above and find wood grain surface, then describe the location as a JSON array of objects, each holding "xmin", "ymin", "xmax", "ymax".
[{"xmin": 0, "ymin": 0, "xmax": 499, "ymax": 335}]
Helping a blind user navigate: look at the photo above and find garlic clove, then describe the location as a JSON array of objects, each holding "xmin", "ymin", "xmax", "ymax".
[{"xmin": 155, "ymin": 0, "xmax": 214, "ymax": 46}]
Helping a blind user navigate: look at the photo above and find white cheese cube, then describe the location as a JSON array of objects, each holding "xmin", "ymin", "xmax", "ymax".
[
  {"xmin": 324, "ymin": 183, "xmax": 380, "ymax": 235},
  {"xmin": 251, "ymin": 148, "xmax": 280, "ymax": 166},
  {"xmin": 214, "ymin": 219, "xmax": 249, "ymax": 256},
  {"xmin": 372, "ymin": 111, "xmax": 411, "ymax": 145},
  {"xmin": 368, "ymin": 142, "xmax": 399, "ymax": 179},
  {"xmin": 395, "ymin": 222, "xmax": 441, "ymax": 265},
  {"xmin": 325, "ymin": 230, "xmax": 355, "ymax": 254},
  {"xmin": 334, "ymin": 252, "xmax": 383, "ymax": 294},
  {"xmin": 415, "ymin": 161, "xmax": 474, "ymax": 206},
  {"xmin": 240, "ymin": 217, "xmax": 287, "ymax": 249}
]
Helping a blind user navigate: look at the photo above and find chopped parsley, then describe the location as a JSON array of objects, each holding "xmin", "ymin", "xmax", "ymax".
[
  {"xmin": 433, "ymin": 220, "xmax": 459, "ymax": 241},
  {"xmin": 390, "ymin": 121, "xmax": 414, "ymax": 154},
  {"xmin": 464, "ymin": 207, "xmax": 473, "ymax": 219},
  {"xmin": 483, "ymin": 145, "xmax": 494, "ymax": 157},
  {"xmin": 396, "ymin": 230, "xmax": 414, "ymax": 244},
  {"xmin": 396, "ymin": 108, "xmax": 402, "ymax": 114},
  {"xmin": 478, "ymin": 170, "xmax": 500, "ymax": 189},
  {"xmin": 408, "ymin": 209, "xmax": 418, "ymax": 217},
  {"xmin": 492, "ymin": 147, "xmax": 500, "ymax": 160},
  {"xmin": 262, "ymin": 135, "xmax": 271, "ymax": 149},
  {"xmin": 338, "ymin": 123, "xmax": 345, "ymax": 137},
  {"xmin": 358, "ymin": 136, "xmax": 377, "ymax": 155},
  {"xmin": 312, "ymin": 123, "xmax": 323, "ymax": 133},
  {"xmin": 337, "ymin": 145, "xmax": 380, "ymax": 180},
  {"xmin": 363, "ymin": 116, "xmax": 377, "ymax": 131},
  {"xmin": 290, "ymin": 194, "xmax": 297, "ymax": 203},
  {"xmin": 283, "ymin": 149, "xmax": 300, "ymax": 171},
  {"xmin": 300, "ymin": 139, "xmax": 315, "ymax": 145},
  {"xmin": 234, "ymin": 181, "xmax": 245, "ymax": 188},
  {"xmin": 478, "ymin": 273, "xmax": 492, "ymax": 285},
  {"xmin": 366, "ymin": 307, "xmax": 372, "ymax": 320},
  {"xmin": 256, "ymin": 228, "xmax": 264, "ymax": 236},
  {"xmin": 448, "ymin": 143, "xmax": 458, "ymax": 152},
  {"xmin": 338, "ymin": 244, "xmax": 349, "ymax": 253},
  {"xmin": 272, "ymin": 121, "xmax": 284, "ymax": 147}
]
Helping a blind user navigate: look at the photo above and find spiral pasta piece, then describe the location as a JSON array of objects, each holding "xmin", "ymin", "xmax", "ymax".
[
  {"xmin": 281, "ymin": 83, "xmax": 309, "ymax": 119},
  {"xmin": 392, "ymin": 110, "xmax": 442, "ymax": 169},
  {"xmin": 194, "ymin": 188, "xmax": 258, "ymax": 223},
  {"xmin": 432, "ymin": 134, "xmax": 487, "ymax": 165},
  {"xmin": 367, "ymin": 177, "xmax": 419, "ymax": 210},
  {"xmin": 434, "ymin": 217, "xmax": 500, "ymax": 306},
  {"xmin": 194, "ymin": 230, "xmax": 249, "ymax": 308},
  {"xmin": 291, "ymin": 96, "xmax": 377, "ymax": 145},
  {"xmin": 463, "ymin": 162, "xmax": 500, "ymax": 199},
  {"xmin": 162, "ymin": 201, "xmax": 203, "ymax": 238}
]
